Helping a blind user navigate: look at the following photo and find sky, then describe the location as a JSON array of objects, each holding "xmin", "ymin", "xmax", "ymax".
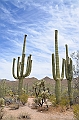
[{"xmin": 0, "ymin": 0, "xmax": 79, "ymax": 81}]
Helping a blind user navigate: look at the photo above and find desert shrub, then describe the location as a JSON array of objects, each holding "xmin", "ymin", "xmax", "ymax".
[
  {"xmin": 0, "ymin": 98, "xmax": 5, "ymax": 107},
  {"xmin": 18, "ymin": 112, "xmax": 31, "ymax": 119},
  {"xmin": 73, "ymin": 104, "xmax": 79, "ymax": 120},
  {"xmin": 60, "ymin": 97, "xmax": 70, "ymax": 107},
  {"xmin": 49, "ymin": 94, "xmax": 70, "ymax": 112},
  {"xmin": 73, "ymin": 89, "xmax": 79, "ymax": 104},
  {"xmin": 20, "ymin": 93, "xmax": 28, "ymax": 105},
  {"xmin": 73, "ymin": 89, "xmax": 79, "ymax": 98},
  {"xmin": 59, "ymin": 97, "xmax": 70, "ymax": 112},
  {"xmin": 60, "ymin": 90, "xmax": 70, "ymax": 107},
  {"xmin": 8, "ymin": 90, "xmax": 14, "ymax": 97},
  {"xmin": 49, "ymin": 95, "xmax": 56, "ymax": 106},
  {"xmin": 0, "ymin": 108, "xmax": 4, "ymax": 120}
]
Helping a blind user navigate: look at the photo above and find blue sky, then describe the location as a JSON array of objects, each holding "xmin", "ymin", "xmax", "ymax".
[{"xmin": 0, "ymin": 0, "xmax": 79, "ymax": 80}]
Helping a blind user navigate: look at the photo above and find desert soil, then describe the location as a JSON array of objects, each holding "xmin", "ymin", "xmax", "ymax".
[{"xmin": 3, "ymin": 98, "xmax": 74, "ymax": 120}]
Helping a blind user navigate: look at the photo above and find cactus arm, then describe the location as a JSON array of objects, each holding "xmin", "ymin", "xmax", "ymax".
[
  {"xmin": 27, "ymin": 55, "xmax": 32, "ymax": 76},
  {"xmin": 23, "ymin": 55, "xmax": 32, "ymax": 77},
  {"xmin": 61, "ymin": 58, "xmax": 65, "ymax": 79},
  {"xmin": 65, "ymin": 44, "xmax": 68, "ymax": 59},
  {"xmin": 27, "ymin": 59, "xmax": 32, "ymax": 76},
  {"xmin": 65, "ymin": 58, "xmax": 70, "ymax": 79},
  {"xmin": 65, "ymin": 44, "xmax": 69, "ymax": 79},
  {"xmin": 17, "ymin": 57, "xmax": 21, "ymax": 78},
  {"xmin": 65, "ymin": 59, "xmax": 67, "ymax": 78},
  {"xmin": 69, "ymin": 58, "xmax": 73, "ymax": 80},
  {"xmin": 70, "ymin": 58, "xmax": 73, "ymax": 79},
  {"xmin": 12, "ymin": 58, "xmax": 18, "ymax": 79},
  {"xmin": 52, "ymin": 53, "xmax": 56, "ymax": 80}
]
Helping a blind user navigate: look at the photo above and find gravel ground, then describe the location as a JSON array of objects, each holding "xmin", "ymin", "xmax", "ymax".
[{"xmin": 3, "ymin": 98, "xmax": 74, "ymax": 120}]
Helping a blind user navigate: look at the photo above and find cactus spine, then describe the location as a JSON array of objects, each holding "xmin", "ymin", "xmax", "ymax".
[
  {"xmin": 12, "ymin": 35, "xmax": 32, "ymax": 97},
  {"xmin": 65, "ymin": 44, "xmax": 73, "ymax": 105},
  {"xmin": 52, "ymin": 30, "xmax": 65, "ymax": 104}
]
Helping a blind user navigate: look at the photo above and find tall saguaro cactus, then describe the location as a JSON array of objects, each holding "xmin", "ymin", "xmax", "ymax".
[
  {"xmin": 65, "ymin": 44, "xmax": 73, "ymax": 105},
  {"xmin": 52, "ymin": 30, "xmax": 65, "ymax": 104},
  {"xmin": 12, "ymin": 35, "xmax": 32, "ymax": 97}
]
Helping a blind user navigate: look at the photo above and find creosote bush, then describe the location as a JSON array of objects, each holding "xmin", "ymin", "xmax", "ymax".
[
  {"xmin": 49, "ymin": 95, "xmax": 56, "ymax": 107},
  {"xmin": 0, "ymin": 98, "xmax": 5, "ymax": 107},
  {"xmin": 20, "ymin": 93, "xmax": 28, "ymax": 105},
  {"xmin": 60, "ymin": 97, "xmax": 70, "ymax": 107},
  {"xmin": 60, "ymin": 90, "xmax": 70, "ymax": 107},
  {"xmin": 73, "ymin": 104, "xmax": 79, "ymax": 120},
  {"xmin": 49, "ymin": 94, "xmax": 70, "ymax": 112}
]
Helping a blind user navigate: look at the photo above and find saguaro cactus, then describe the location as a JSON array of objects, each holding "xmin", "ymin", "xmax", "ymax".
[
  {"xmin": 12, "ymin": 35, "xmax": 32, "ymax": 97},
  {"xmin": 52, "ymin": 30, "xmax": 65, "ymax": 104},
  {"xmin": 65, "ymin": 44, "xmax": 73, "ymax": 105}
]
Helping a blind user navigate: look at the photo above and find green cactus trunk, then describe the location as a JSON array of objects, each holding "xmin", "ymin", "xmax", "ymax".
[
  {"xmin": 55, "ymin": 79, "xmax": 61, "ymax": 104},
  {"xmin": 18, "ymin": 78, "xmax": 23, "ymax": 96},
  {"xmin": 67, "ymin": 80, "xmax": 73, "ymax": 104},
  {"xmin": 26, "ymin": 83, "xmax": 28, "ymax": 94},
  {"xmin": 52, "ymin": 30, "xmax": 65, "ymax": 104}
]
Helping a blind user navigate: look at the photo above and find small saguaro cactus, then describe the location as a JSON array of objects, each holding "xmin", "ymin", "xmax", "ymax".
[
  {"xmin": 52, "ymin": 30, "xmax": 65, "ymax": 104},
  {"xmin": 65, "ymin": 44, "xmax": 73, "ymax": 105},
  {"xmin": 12, "ymin": 35, "xmax": 32, "ymax": 97}
]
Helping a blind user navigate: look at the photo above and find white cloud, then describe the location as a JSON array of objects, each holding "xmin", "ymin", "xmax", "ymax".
[
  {"xmin": 0, "ymin": 0, "xmax": 79, "ymax": 80},
  {"xmin": 0, "ymin": 59, "xmax": 14, "ymax": 80}
]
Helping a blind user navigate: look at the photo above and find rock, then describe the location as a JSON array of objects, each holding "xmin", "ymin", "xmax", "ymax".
[
  {"xmin": 37, "ymin": 106, "xmax": 48, "ymax": 112},
  {"xmin": 9, "ymin": 103, "xmax": 19, "ymax": 110},
  {"xmin": 31, "ymin": 103, "xmax": 38, "ymax": 109}
]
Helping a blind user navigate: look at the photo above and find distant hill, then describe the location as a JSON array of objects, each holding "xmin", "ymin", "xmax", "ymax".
[
  {"xmin": 0, "ymin": 76, "xmax": 69, "ymax": 87},
  {"xmin": 0, "ymin": 76, "xmax": 78, "ymax": 102},
  {"xmin": 0, "ymin": 76, "xmax": 75, "ymax": 94}
]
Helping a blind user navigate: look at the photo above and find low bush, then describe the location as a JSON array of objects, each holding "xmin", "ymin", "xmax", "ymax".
[
  {"xmin": 18, "ymin": 112, "xmax": 31, "ymax": 119},
  {"xmin": 60, "ymin": 97, "xmax": 70, "ymax": 107},
  {"xmin": 49, "ymin": 94, "xmax": 70, "ymax": 112},
  {"xmin": 20, "ymin": 93, "xmax": 28, "ymax": 105},
  {"xmin": 0, "ymin": 98, "xmax": 5, "ymax": 107},
  {"xmin": 49, "ymin": 95, "xmax": 56, "ymax": 106},
  {"xmin": 73, "ymin": 104, "xmax": 79, "ymax": 120}
]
